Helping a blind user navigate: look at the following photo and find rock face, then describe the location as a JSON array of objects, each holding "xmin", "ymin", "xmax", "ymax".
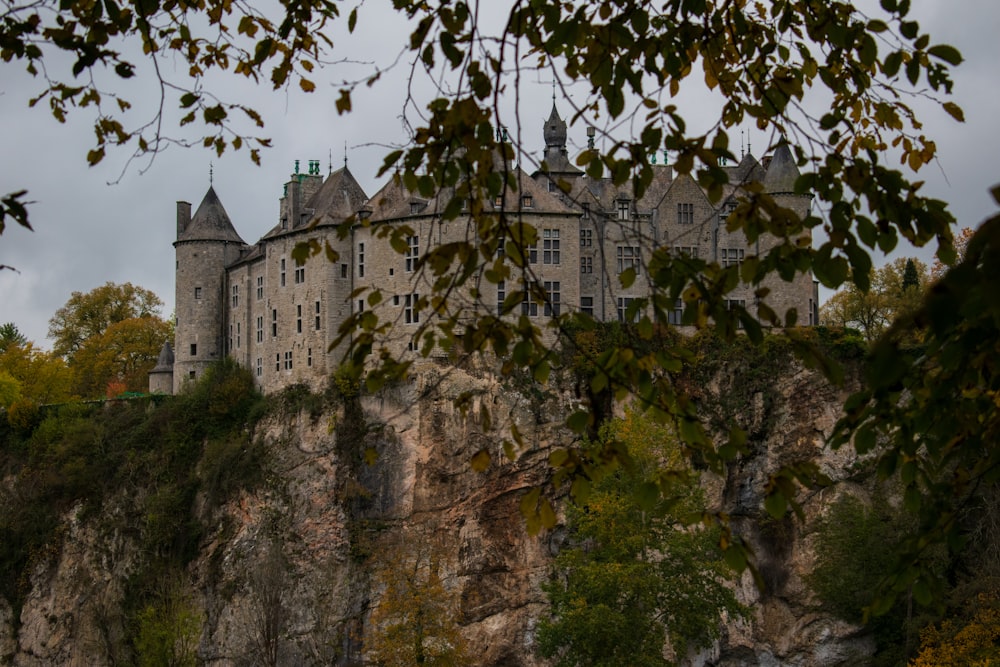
[{"xmin": 2, "ymin": 356, "xmax": 872, "ymax": 666}]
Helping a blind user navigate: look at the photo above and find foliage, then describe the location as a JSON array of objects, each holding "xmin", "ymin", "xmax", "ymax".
[
  {"xmin": 72, "ymin": 316, "xmax": 173, "ymax": 398},
  {"xmin": 538, "ymin": 409, "xmax": 744, "ymax": 666},
  {"xmin": 910, "ymin": 595, "xmax": 1000, "ymax": 667},
  {"xmin": 366, "ymin": 537, "xmax": 469, "ymax": 667},
  {"xmin": 134, "ymin": 577, "xmax": 202, "ymax": 667},
  {"xmin": 0, "ymin": 322, "xmax": 27, "ymax": 352},
  {"xmin": 820, "ymin": 257, "xmax": 930, "ymax": 343},
  {"xmin": 0, "ymin": 359, "xmax": 265, "ymax": 627},
  {"xmin": 48, "ymin": 281, "xmax": 164, "ymax": 358},
  {"xmin": 807, "ymin": 491, "xmax": 941, "ymax": 665},
  {"xmin": 0, "ymin": 341, "xmax": 75, "ymax": 408},
  {"xmin": 242, "ymin": 542, "xmax": 289, "ymax": 667},
  {"xmin": 831, "ymin": 195, "xmax": 1000, "ymax": 612}
]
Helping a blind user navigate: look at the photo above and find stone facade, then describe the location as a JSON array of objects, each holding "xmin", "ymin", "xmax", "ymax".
[{"xmin": 158, "ymin": 106, "xmax": 818, "ymax": 395}]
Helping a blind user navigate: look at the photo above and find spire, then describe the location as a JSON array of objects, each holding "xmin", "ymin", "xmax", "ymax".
[
  {"xmin": 544, "ymin": 101, "xmax": 568, "ymax": 150},
  {"xmin": 763, "ymin": 139, "xmax": 801, "ymax": 194},
  {"xmin": 176, "ymin": 185, "xmax": 245, "ymax": 243}
]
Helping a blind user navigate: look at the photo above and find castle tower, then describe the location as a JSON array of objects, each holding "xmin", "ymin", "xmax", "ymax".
[
  {"xmin": 173, "ymin": 186, "xmax": 246, "ymax": 392},
  {"xmin": 148, "ymin": 341, "xmax": 174, "ymax": 394}
]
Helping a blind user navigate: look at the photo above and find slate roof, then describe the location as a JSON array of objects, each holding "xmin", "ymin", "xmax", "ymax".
[{"xmin": 177, "ymin": 186, "xmax": 245, "ymax": 243}]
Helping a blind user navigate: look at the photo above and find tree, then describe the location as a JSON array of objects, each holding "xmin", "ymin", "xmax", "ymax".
[
  {"xmin": 366, "ymin": 537, "xmax": 468, "ymax": 667},
  {"xmin": 820, "ymin": 258, "xmax": 929, "ymax": 343},
  {"xmin": 71, "ymin": 316, "xmax": 172, "ymax": 397},
  {"xmin": 537, "ymin": 408, "xmax": 744, "ymax": 666},
  {"xmin": 0, "ymin": 322, "xmax": 27, "ymax": 352},
  {"xmin": 911, "ymin": 595, "xmax": 1000, "ymax": 667},
  {"xmin": 0, "ymin": 341, "xmax": 74, "ymax": 406},
  {"xmin": 48, "ymin": 282, "xmax": 165, "ymax": 358}
]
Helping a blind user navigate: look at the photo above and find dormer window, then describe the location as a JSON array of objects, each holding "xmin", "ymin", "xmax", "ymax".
[
  {"xmin": 494, "ymin": 195, "xmax": 503, "ymax": 207},
  {"xmin": 522, "ymin": 195, "xmax": 534, "ymax": 208},
  {"xmin": 618, "ymin": 200, "xmax": 630, "ymax": 220},
  {"xmin": 410, "ymin": 202, "xmax": 422, "ymax": 214}
]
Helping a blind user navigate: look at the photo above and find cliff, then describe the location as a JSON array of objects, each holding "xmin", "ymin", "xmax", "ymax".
[{"xmin": 1, "ymin": 348, "xmax": 874, "ymax": 666}]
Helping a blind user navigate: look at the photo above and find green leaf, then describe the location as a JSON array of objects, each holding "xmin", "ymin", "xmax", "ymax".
[{"xmin": 927, "ymin": 44, "xmax": 962, "ymax": 66}]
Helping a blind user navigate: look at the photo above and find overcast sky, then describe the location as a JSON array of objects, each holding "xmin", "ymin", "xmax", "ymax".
[{"xmin": 1, "ymin": 1, "xmax": 998, "ymax": 348}]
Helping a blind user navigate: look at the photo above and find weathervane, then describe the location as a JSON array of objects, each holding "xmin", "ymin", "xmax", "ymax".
[{"xmin": 209, "ymin": 162, "xmax": 214, "ymax": 186}]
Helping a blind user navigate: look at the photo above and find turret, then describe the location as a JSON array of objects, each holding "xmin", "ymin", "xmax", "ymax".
[
  {"xmin": 148, "ymin": 341, "xmax": 174, "ymax": 394},
  {"xmin": 173, "ymin": 186, "xmax": 245, "ymax": 392}
]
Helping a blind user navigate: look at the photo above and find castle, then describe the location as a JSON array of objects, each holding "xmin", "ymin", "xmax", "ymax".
[{"xmin": 149, "ymin": 104, "xmax": 819, "ymax": 395}]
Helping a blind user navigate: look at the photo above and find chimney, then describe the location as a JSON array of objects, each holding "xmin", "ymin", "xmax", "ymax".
[{"xmin": 176, "ymin": 201, "xmax": 191, "ymax": 238}]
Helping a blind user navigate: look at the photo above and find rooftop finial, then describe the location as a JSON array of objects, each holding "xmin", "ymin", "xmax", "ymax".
[
  {"xmin": 741, "ymin": 130, "xmax": 745, "ymax": 159},
  {"xmin": 209, "ymin": 162, "xmax": 213, "ymax": 186},
  {"xmin": 344, "ymin": 141, "xmax": 348, "ymax": 168},
  {"xmin": 552, "ymin": 79, "xmax": 556, "ymax": 104},
  {"xmin": 329, "ymin": 149, "xmax": 333, "ymax": 175}
]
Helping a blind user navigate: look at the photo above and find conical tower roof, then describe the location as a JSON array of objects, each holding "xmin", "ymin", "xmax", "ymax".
[
  {"xmin": 544, "ymin": 102, "xmax": 567, "ymax": 149},
  {"xmin": 151, "ymin": 340, "xmax": 174, "ymax": 373},
  {"xmin": 177, "ymin": 186, "xmax": 245, "ymax": 243},
  {"xmin": 763, "ymin": 141, "xmax": 801, "ymax": 194}
]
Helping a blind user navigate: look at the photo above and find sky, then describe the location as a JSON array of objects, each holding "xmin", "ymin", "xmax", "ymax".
[{"xmin": 1, "ymin": 1, "xmax": 998, "ymax": 348}]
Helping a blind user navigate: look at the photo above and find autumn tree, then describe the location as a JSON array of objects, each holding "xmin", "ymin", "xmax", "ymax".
[
  {"xmin": 46, "ymin": 282, "xmax": 170, "ymax": 397},
  {"xmin": 0, "ymin": 323, "xmax": 27, "ymax": 352},
  {"xmin": 820, "ymin": 258, "xmax": 930, "ymax": 343},
  {"xmin": 366, "ymin": 537, "xmax": 468, "ymax": 667},
  {"xmin": 537, "ymin": 408, "xmax": 744, "ymax": 666},
  {"xmin": 0, "ymin": 341, "xmax": 74, "ymax": 407}
]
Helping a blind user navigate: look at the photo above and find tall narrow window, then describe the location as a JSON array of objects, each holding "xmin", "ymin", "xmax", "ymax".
[
  {"xmin": 406, "ymin": 235, "xmax": 419, "ymax": 272},
  {"xmin": 522, "ymin": 286, "xmax": 538, "ymax": 317},
  {"xmin": 256, "ymin": 357, "xmax": 262, "ymax": 377},
  {"xmin": 618, "ymin": 200, "xmax": 630, "ymax": 220},
  {"xmin": 307, "ymin": 348, "xmax": 313, "ymax": 367},
  {"xmin": 404, "ymin": 294, "xmax": 419, "ymax": 324},
  {"xmin": 256, "ymin": 316, "xmax": 263, "ymax": 343},
  {"xmin": 256, "ymin": 276, "xmax": 263, "ymax": 300},
  {"xmin": 190, "ymin": 343, "xmax": 197, "ymax": 356},
  {"xmin": 669, "ymin": 299, "xmax": 683, "ymax": 325},
  {"xmin": 677, "ymin": 203, "xmax": 694, "ymax": 224},
  {"xmin": 580, "ymin": 256, "xmax": 593, "ymax": 274},
  {"xmin": 280, "ymin": 258, "xmax": 286, "ymax": 286},
  {"xmin": 580, "ymin": 296, "xmax": 594, "ymax": 316},
  {"xmin": 294, "ymin": 266, "xmax": 305, "ymax": 284},
  {"xmin": 232, "ymin": 285, "xmax": 239, "ymax": 307},
  {"xmin": 284, "ymin": 350, "xmax": 293, "ymax": 369},
  {"xmin": 497, "ymin": 280, "xmax": 506, "ymax": 316},
  {"xmin": 544, "ymin": 281, "xmax": 561, "ymax": 317},
  {"xmin": 528, "ymin": 241, "xmax": 538, "ymax": 264},
  {"xmin": 315, "ymin": 301, "xmax": 321, "ymax": 330},
  {"xmin": 580, "ymin": 228, "xmax": 592, "ymax": 247},
  {"xmin": 617, "ymin": 297, "xmax": 637, "ymax": 323},
  {"xmin": 341, "ymin": 263, "xmax": 348, "ymax": 278},
  {"xmin": 358, "ymin": 242, "xmax": 365, "ymax": 278},
  {"xmin": 275, "ymin": 353, "xmax": 280, "ymax": 371},
  {"xmin": 543, "ymin": 229, "xmax": 560, "ymax": 265},
  {"xmin": 236, "ymin": 322, "xmax": 240, "ymax": 349},
  {"xmin": 194, "ymin": 287, "xmax": 202, "ymax": 299},
  {"xmin": 271, "ymin": 309, "xmax": 277, "ymax": 337},
  {"xmin": 296, "ymin": 304, "xmax": 302, "ymax": 333}
]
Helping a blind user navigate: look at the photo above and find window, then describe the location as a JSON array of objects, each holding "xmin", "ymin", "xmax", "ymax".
[
  {"xmin": 294, "ymin": 266, "xmax": 305, "ymax": 284},
  {"xmin": 580, "ymin": 228, "xmax": 592, "ymax": 247},
  {"xmin": 256, "ymin": 316, "xmax": 263, "ymax": 343},
  {"xmin": 358, "ymin": 243, "xmax": 365, "ymax": 278},
  {"xmin": 256, "ymin": 357, "xmax": 262, "ymax": 377},
  {"xmin": 497, "ymin": 281, "xmax": 506, "ymax": 315},
  {"xmin": 522, "ymin": 195, "xmax": 533, "ymax": 208},
  {"xmin": 582, "ymin": 203, "xmax": 590, "ymax": 219},
  {"xmin": 669, "ymin": 298, "xmax": 684, "ymax": 325},
  {"xmin": 275, "ymin": 353, "xmax": 280, "ymax": 371},
  {"xmin": 406, "ymin": 235, "xmax": 419, "ymax": 272},
  {"xmin": 522, "ymin": 286, "xmax": 539, "ymax": 317},
  {"xmin": 284, "ymin": 350, "xmax": 293, "ymax": 370},
  {"xmin": 616, "ymin": 245, "xmax": 640, "ymax": 274},
  {"xmin": 548, "ymin": 179, "xmax": 557, "ymax": 193},
  {"xmin": 232, "ymin": 285, "xmax": 239, "ymax": 307},
  {"xmin": 494, "ymin": 195, "xmax": 503, "ymax": 207},
  {"xmin": 673, "ymin": 245, "xmax": 699, "ymax": 258},
  {"xmin": 271, "ymin": 309, "xmax": 277, "ymax": 337},
  {"xmin": 721, "ymin": 248, "xmax": 744, "ymax": 268},
  {"xmin": 190, "ymin": 343, "xmax": 197, "ymax": 356},
  {"xmin": 618, "ymin": 200, "xmax": 630, "ymax": 220},
  {"xmin": 581, "ymin": 256, "xmax": 593, "ymax": 274},
  {"xmin": 410, "ymin": 202, "xmax": 422, "ymax": 214},
  {"xmin": 256, "ymin": 276, "xmax": 263, "ymax": 300},
  {"xmin": 581, "ymin": 296, "xmax": 594, "ymax": 316},
  {"xmin": 280, "ymin": 258, "xmax": 286, "ymax": 286},
  {"xmin": 726, "ymin": 299, "xmax": 747, "ymax": 329},
  {"xmin": 307, "ymin": 348, "xmax": 313, "ymax": 367},
  {"xmin": 393, "ymin": 295, "xmax": 400, "ymax": 306},
  {"xmin": 496, "ymin": 235, "xmax": 506, "ymax": 259},
  {"xmin": 677, "ymin": 202, "xmax": 694, "ymax": 224},
  {"xmin": 404, "ymin": 294, "xmax": 419, "ymax": 324},
  {"xmin": 357, "ymin": 299, "xmax": 364, "ymax": 312},
  {"xmin": 543, "ymin": 229, "xmax": 560, "ymax": 265},
  {"xmin": 189, "ymin": 370, "xmax": 196, "ymax": 379},
  {"xmin": 296, "ymin": 304, "xmax": 302, "ymax": 334},
  {"xmin": 315, "ymin": 301, "xmax": 321, "ymax": 330},
  {"xmin": 528, "ymin": 241, "xmax": 538, "ymax": 264},
  {"xmin": 194, "ymin": 287, "xmax": 202, "ymax": 299},
  {"xmin": 617, "ymin": 297, "xmax": 637, "ymax": 323},
  {"xmin": 341, "ymin": 263, "xmax": 348, "ymax": 279},
  {"xmin": 229, "ymin": 324, "xmax": 233, "ymax": 352},
  {"xmin": 236, "ymin": 322, "xmax": 240, "ymax": 349},
  {"xmin": 544, "ymin": 281, "xmax": 561, "ymax": 317}
]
